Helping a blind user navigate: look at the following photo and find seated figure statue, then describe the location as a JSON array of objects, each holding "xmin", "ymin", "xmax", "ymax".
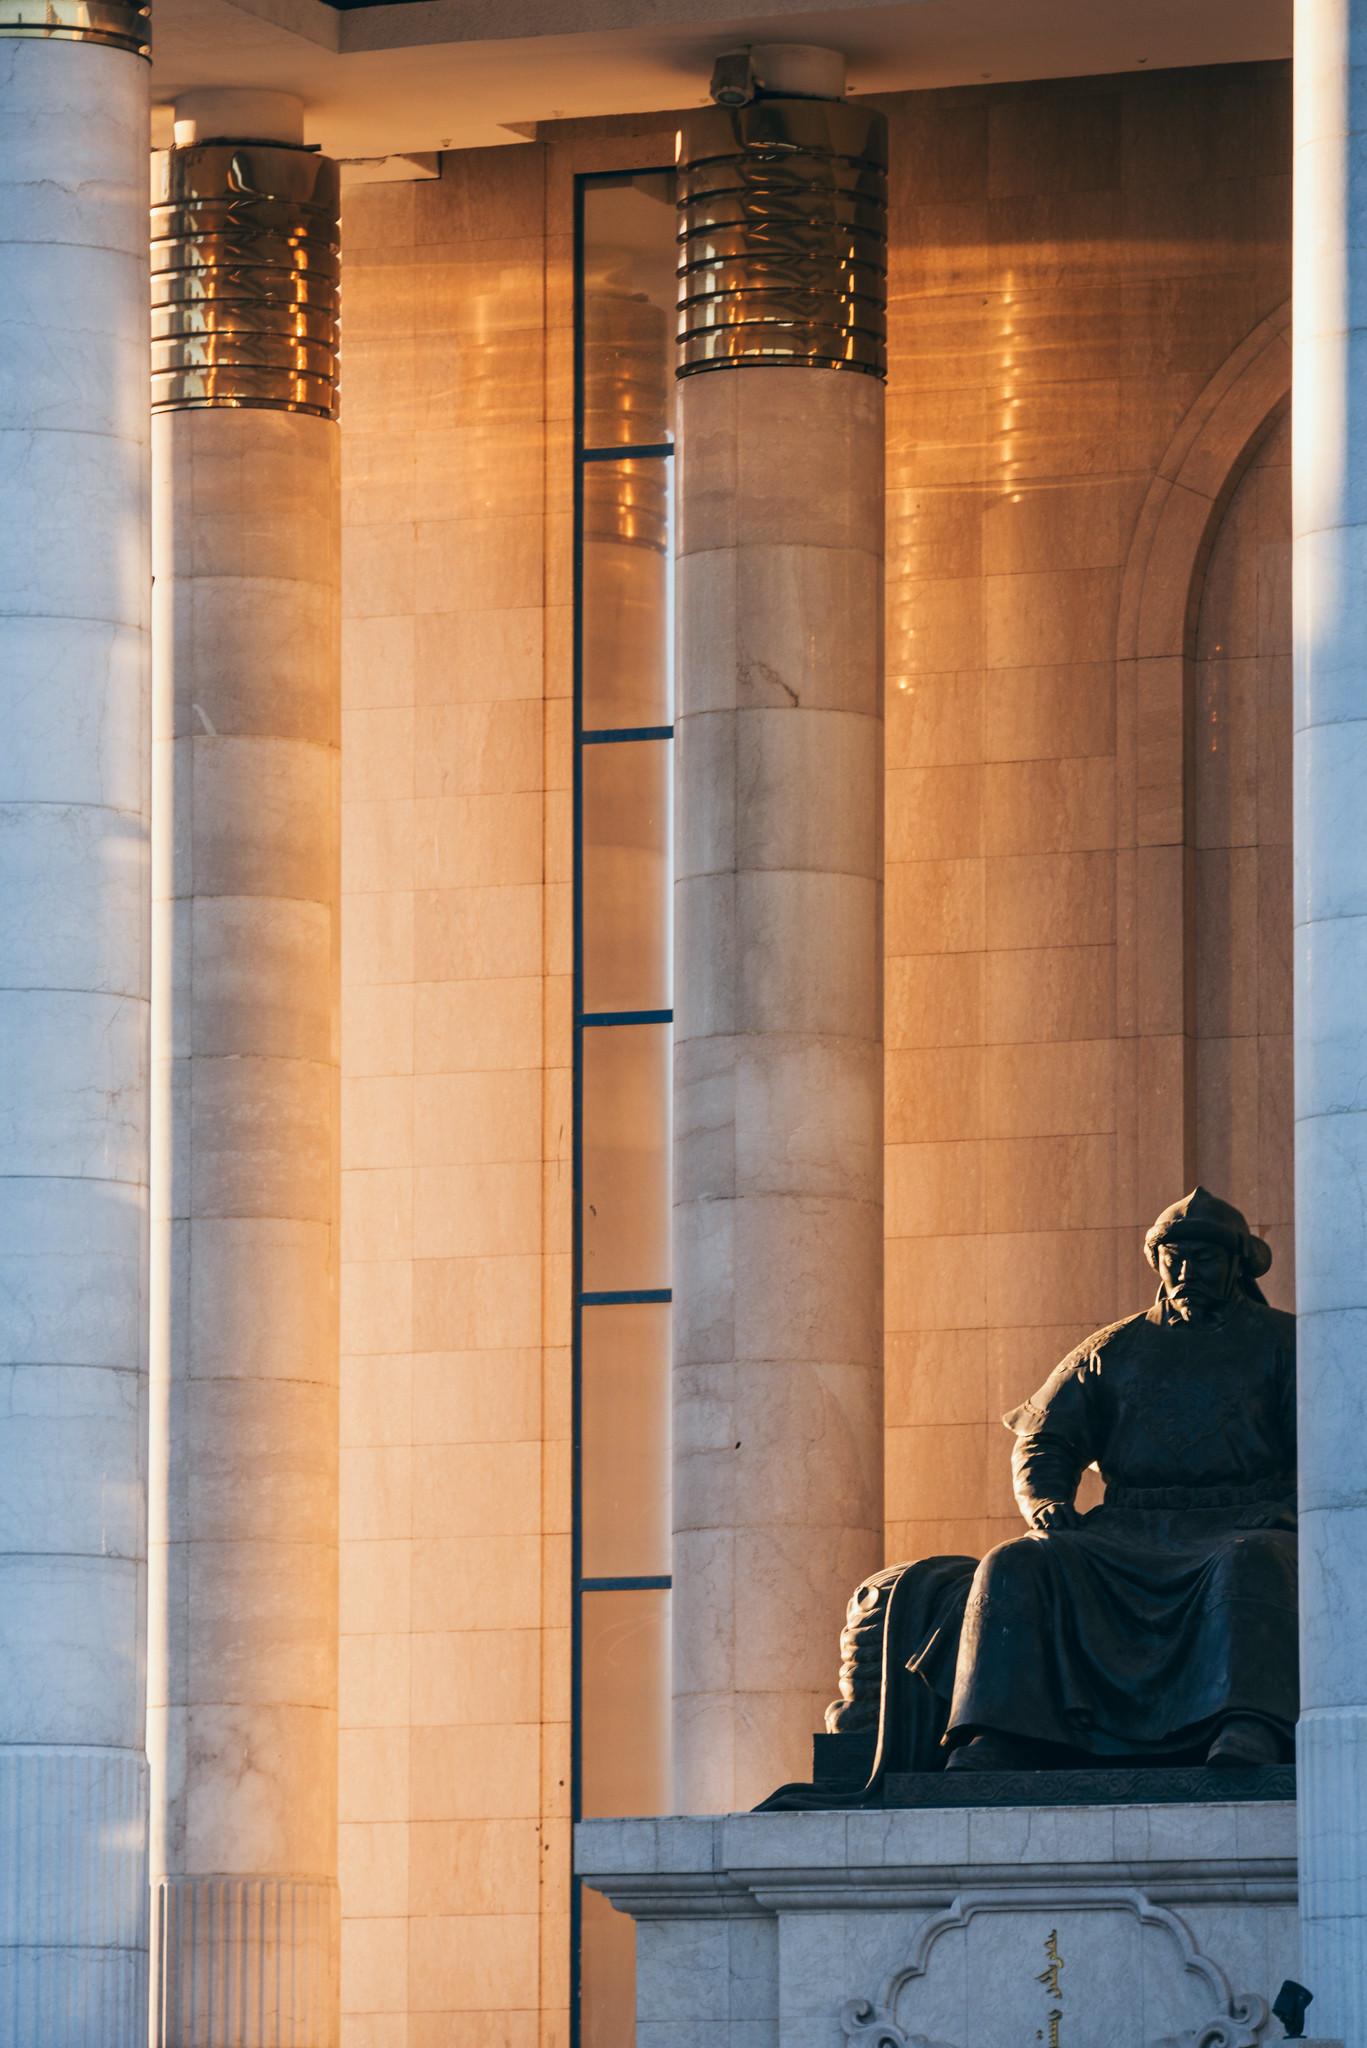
[{"xmin": 803, "ymin": 1187, "xmax": 1297, "ymax": 1798}]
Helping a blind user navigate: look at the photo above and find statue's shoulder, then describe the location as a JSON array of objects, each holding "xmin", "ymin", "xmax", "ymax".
[
  {"xmin": 1031, "ymin": 1310, "xmax": 1150, "ymax": 1395},
  {"xmin": 1251, "ymin": 1299, "xmax": 1296, "ymax": 1351},
  {"xmin": 1071, "ymin": 1307, "xmax": 1151, "ymax": 1367},
  {"xmin": 1008, "ymin": 1312, "xmax": 1153, "ymax": 1433}
]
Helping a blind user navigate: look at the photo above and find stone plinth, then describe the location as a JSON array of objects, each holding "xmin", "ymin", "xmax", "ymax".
[{"xmin": 577, "ymin": 1803, "xmax": 1301, "ymax": 2048}]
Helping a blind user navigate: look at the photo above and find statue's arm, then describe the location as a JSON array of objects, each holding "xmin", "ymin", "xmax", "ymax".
[
  {"xmin": 1011, "ymin": 1426, "xmax": 1084, "ymax": 1530},
  {"xmin": 1006, "ymin": 1362, "xmax": 1094, "ymax": 1531}
]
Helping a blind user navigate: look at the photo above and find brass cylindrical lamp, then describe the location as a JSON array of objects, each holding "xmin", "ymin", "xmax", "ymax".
[
  {"xmin": 151, "ymin": 142, "xmax": 340, "ymax": 418},
  {"xmin": 676, "ymin": 93, "xmax": 888, "ymax": 379}
]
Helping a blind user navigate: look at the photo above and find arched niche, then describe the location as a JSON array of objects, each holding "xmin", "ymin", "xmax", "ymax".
[{"xmin": 1113, "ymin": 299, "xmax": 1292, "ymax": 1297}]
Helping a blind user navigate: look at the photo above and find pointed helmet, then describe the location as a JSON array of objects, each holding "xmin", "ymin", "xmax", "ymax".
[{"xmin": 1143, "ymin": 1185, "xmax": 1272, "ymax": 1279}]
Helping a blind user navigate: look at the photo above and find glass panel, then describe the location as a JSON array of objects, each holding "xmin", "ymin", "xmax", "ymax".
[
  {"xmin": 583, "ymin": 459, "xmax": 672, "ymax": 732},
  {"xmin": 582, "ymin": 172, "xmax": 677, "ymax": 448},
  {"xmin": 581, "ymin": 169, "xmax": 675, "ymax": 734},
  {"xmin": 581, "ymin": 1586, "xmax": 670, "ymax": 1816},
  {"xmin": 580, "ymin": 1882, "xmax": 636, "ymax": 2048},
  {"xmin": 582, "ymin": 1024, "xmax": 670, "ymax": 1295},
  {"xmin": 583, "ymin": 1303, "xmax": 670, "ymax": 1579},
  {"xmin": 576, "ymin": 169, "xmax": 676, "ymax": 2048},
  {"xmin": 583, "ymin": 738, "xmax": 671, "ymax": 1014}
]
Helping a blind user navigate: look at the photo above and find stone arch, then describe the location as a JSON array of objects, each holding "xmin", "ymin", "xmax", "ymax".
[{"xmin": 1113, "ymin": 301, "xmax": 1291, "ymax": 1241}]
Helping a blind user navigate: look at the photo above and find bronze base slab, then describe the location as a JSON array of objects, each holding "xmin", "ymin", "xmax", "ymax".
[{"xmin": 879, "ymin": 1763, "xmax": 1295, "ymax": 1807}]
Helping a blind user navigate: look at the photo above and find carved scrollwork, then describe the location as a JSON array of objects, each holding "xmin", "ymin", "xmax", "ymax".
[
  {"xmin": 840, "ymin": 1999, "xmax": 956, "ymax": 2048},
  {"xmin": 844, "ymin": 1986, "xmax": 1269, "ymax": 2048},
  {"xmin": 1151, "ymin": 1991, "xmax": 1269, "ymax": 2048},
  {"xmin": 845, "ymin": 1895, "xmax": 1272, "ymax": 2048},
  {"xmin": 844, "ymin": 1984, "xmax": 1270, "ymax": 2048},
  {"xmin": 840, "ymin": 1999, "xmax": 906, "ymax": 2048}
]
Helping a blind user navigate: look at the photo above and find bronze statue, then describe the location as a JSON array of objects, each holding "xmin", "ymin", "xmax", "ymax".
[
  {"xmin": 942, "ymin": 1187, "xmax": 1296, "ymax": 1770},
  {"xmin": 792, "ymin": 1188, "xmax": 1297, "ymax": 1800}
]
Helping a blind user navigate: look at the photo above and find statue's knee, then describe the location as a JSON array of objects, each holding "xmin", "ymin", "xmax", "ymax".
[
  {"xmin": 977, "ymin": 1534, "xmax": 1048, "ymax": 1588},
  {"xmin": 1209, "ymin": 1530, "xmax": 1287, "ymax": 1595}
]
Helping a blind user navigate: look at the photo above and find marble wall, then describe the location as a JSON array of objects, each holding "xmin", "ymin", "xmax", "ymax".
[
  {"xmin": 881, "ymin": 62, "xmax": 1293, "ymax": 1563},
  {"xmin": 338, "ymin": 146, "xmax": 562, "ymax": 2048}
]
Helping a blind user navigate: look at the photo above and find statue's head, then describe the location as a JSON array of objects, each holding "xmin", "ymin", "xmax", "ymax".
[{"xmin": 1143, "ymin": 1186, "xmax": 1272, "ymax": 1320}]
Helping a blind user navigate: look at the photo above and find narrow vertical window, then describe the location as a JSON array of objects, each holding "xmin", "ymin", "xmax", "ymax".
[{"xmin": 572, "ymin": 168, "xmax": 676, "ymax": 2048}]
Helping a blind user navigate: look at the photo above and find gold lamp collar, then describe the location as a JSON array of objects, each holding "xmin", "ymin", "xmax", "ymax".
[
  {"xmin": 676, "ymin": 49, "xmax": 887, "ymax": 381},
  {"xmin": 151, "ymin": 139, "xmax": 340, "ymax": 420}
]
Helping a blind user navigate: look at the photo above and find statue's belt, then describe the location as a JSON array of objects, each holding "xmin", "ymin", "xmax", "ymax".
[{"xmin": 1103, "ymin": 1476, "xmax": 1294, "ymax": 1510}]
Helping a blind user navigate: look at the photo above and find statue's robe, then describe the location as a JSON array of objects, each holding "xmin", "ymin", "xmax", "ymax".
[{"xmin": 916, "ymin": 1292, "xmax": 1298, "ymax": 1758}]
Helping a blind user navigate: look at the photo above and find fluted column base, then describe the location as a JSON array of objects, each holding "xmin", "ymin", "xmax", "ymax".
[
  {"xmin": 0, "ymin": 1747, "xmax": 148, "ymax": 2048},
  {"xmin": 1298, "ymin": 1708, "xmax": 1367, "ymax": 2047},
  {"xmin": 154, "ymin": 1877, "xmax": 339, "ymax": 2048}
]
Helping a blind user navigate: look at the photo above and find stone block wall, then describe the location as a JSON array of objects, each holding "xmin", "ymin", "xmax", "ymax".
[
  {"xmin": 338, "ymin": 144, "xmax": 565, "ymax": 2048},
  {"xmin": 881, "ymin": 62, "xmax": 1293, "ymax": 1566}
]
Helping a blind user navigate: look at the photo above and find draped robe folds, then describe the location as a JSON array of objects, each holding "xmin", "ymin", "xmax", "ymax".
[{"xmin": 908, "ymin": 1293, "xmax": 1298, "ymax": 1758}]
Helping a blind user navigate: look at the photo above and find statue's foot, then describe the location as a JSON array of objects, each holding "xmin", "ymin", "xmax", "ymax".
[
  {"xmin": 945, "ymin": 1731, "xmax": 1037, "ymax": 1773},
  {"xmin": 1206, "ymin": 1715, "xmax": 1284, "ymax": 1768}
]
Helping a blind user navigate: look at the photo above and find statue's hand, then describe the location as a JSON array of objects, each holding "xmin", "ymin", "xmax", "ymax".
[{"xmin": 1029, "ymin": 1500, "xmax": 1082, "ymax": 1532}]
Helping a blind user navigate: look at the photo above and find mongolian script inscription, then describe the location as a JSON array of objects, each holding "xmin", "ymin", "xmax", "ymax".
[{"xmin": 1034, "ymin": 1929, "xmax": 1064, "ymax": 2046}]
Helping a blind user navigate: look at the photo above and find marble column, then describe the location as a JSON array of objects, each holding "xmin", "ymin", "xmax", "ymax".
[
  {"xmin": 672, "ymin": 48, "xmax": 887, "ymax": 1812},
  {"xmin": 1294, "ymin": 4, "xmax": 1367, "ymax": 2038},
  {"xmin": 148, "ymin": 91, "xmax": 342, "ymax": 2047},
  {"xmin": 0, "ymin": 3, "xmax": 152, "ymax": 2039}
]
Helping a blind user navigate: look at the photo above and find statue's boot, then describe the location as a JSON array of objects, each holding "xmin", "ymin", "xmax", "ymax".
[
  {"xmin": 944, "ymin": 1730, "xmax": 1038, "ymax": 1772},
  {"xmin": 1206, "ymin": 1715, "xmax": 1284, "ymax": 1767}
]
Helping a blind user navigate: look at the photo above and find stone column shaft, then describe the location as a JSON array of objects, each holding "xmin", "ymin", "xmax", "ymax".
[
  {"xmin": 0, "ymin": 8, "xmax": 152, "ymax": 2039},
  {"xmin": 1294, "ymin": 2, "xmax": 1367, "ymax": 2040},
  {"xmin": 672, "ymin": 69, "xmax": 887, "ymax": 1812},
  {"xmin": 148, "ymin": 94, "xmax": 342, "ymax": 2048}
]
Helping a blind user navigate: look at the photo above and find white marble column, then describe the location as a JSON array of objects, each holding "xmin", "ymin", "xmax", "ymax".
[
  {"xmin": 0, "ymin": 10, "xmax": 151, "ymax": 2040},
  {"xmin": 148, "ymin": 91, "xmax": 342, "ymax": 2047},
  {"xmin": 672, "ymin": 51, "xmax": 887, "ymax": 1812},
  {"xmin": 1295, "ymin": 3, "xmax": 1367, "ymax": 2039}
]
